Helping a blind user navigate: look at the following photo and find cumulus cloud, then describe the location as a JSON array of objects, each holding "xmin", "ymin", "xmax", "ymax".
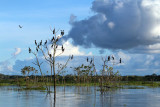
[
  {"xmin": 50, "ymin": 40, "xmax": 92, "ymax": 56},
  {"xmin": 66, "ymin": 0, "xmax": 160, "ymax": 52}
]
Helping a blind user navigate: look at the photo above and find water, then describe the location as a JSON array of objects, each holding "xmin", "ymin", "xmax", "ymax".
[{"xmin": 0, "ymin": 86, "xmax": 160, "ymax": 107}]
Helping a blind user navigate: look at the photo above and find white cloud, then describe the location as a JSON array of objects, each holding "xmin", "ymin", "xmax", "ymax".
[
  {"xmin": 108, "ymin": 22, "xmax": 115, "ymax": 29},
  {"xmin": 49, "ymin": 41, "xmax": 92, "ymax": 56},
  {"xmin": 13, "ymin": 48, "xmax": 21, "ymax": 57}
]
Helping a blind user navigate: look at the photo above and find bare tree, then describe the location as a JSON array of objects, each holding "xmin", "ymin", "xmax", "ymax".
[{"xmin": 29, "ymin": 28, "xmax": 73, "ymax": 94}]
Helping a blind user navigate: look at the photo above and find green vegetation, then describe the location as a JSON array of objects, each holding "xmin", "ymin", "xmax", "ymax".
[{"xmin": 1, "ymin": 74, "xmax": 160, "ymax": 89}]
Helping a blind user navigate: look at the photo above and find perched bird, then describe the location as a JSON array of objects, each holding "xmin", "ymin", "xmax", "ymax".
[
  {"xmin": 44, "ymin": 40, "xmax": 47, "ymax": 45},
  {"xmin": 120, "ymin": 58, "xmax": 122, "ymax": 63},
  {"xmin": 71, "ymin": 55, "xmax": 73, "ymax": 59},
  {"xmin": 38, "ymin": 45, "xmax": 39, "ymax": 48},
  {"xmin": 108, "ymin": 56, "xmax": 110, "ymax": 61},
  {"xmin": 53, "ymin": 28, "xmax": 55, "ymax": 34},
  {"xmin": 49, "ymin": 54, "xmax": 52, "ymax": 58},
  {"xmin": 40, "ymin": 40, "xmax": 42, "ymax": 46},
  {"xmin": 19, "ymin": 25, "xmax": 23, "ymax": 28},
  {"xmin": 112, "ymin": 56, "xmax": 114, "ymax": 60},
  {"xmin": 61, "ymin": 45, "xmax": 63, "ymax": 50},
  {"xmin": 90, "ymin": 58, "xmax": 92, "ymax": 64},
  {"xmin": 87, "ymin": 57, "xmax": 88, "ymax": 62},
  {"xmin": 35, "ymin": 40, "xmax": 37, "ymax": 45},
  {"xmin": 51, "ymin": 36, "xmax": 55, "ymax": 42},
  {"xmin": 29, "ymin": 47, "xmax": 31, "ymax": 53},
  {"xmin": 61, "ymin": 30, "xmax": 64, "ymax": 36},
  {"xmin": 62, "ymin": 48, "xmax": 65, "ymax": 52}
]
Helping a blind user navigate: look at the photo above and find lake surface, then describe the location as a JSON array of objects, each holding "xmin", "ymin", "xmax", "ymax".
[{"xmin": 0, "ymin": 86, "xmax": 160, "ymax": 107}]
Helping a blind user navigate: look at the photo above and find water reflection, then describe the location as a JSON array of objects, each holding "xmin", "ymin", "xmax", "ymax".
[{"xmin": 1, "ymin": 86, "xmax": 160, "ymax": 107}]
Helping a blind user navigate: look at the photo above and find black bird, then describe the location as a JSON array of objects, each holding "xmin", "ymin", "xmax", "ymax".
[
  {"xmin": 112, "ymin": 56, "xmax": 114, "ymax": 60},
  {"xmin": 53, "ymin": 28, "xmax": 55, "ymax": 34},
  {"xmin": 19, "ymin": 25, "xmax": 23, "ymax": 28},
  {"xmin": 35, "ymin": 40, "xmax": 37, "ymax": 45},
  {"xmin": 61, "ymin": 45, "xmax": 63, "ymax": 50},
  {"xmin": 38, "ymin": 45, "xmax": 39, "ymax": 48},
  {"xmin": 108, "ymin": 56, "xmax": 110, "ymax": 61},
  {"xmin": 56, "ymin": 45, "xmax": 58, "ymax": 48},
  {"xmin": 44, "ymin": 40, "xmax": 47, "ymax": 45},
  {"xmin": 71, "ymin": 55, "xmax": 73, "ymax": 59},
  {"xmin": 29, "ymin": 47, "xmax": 31, "ymax": 53},
  {"xmin": 90, "ymin": 58, "xmax": 92, "ymax": 64},
  {"xmin": 61, "ymin": 30, "xmax": 64, "ymax": 36},
  {"xmin": 49, "ymin": 54, "xmax": 52, "ymax": 58},
  {"xmin": 51, "ymin": 36, "xmax": 55, "ymax": 42},
  {"xmin": 87, "ymin": 57, "xmax": 88, "ymax": 62},
  {"xmin": 62, "ymin": 48, "xmax": 65, "ymax": 52},
  {"xmin": 120, "ymin": 58, "xmax": 122, "ymax": 63}
]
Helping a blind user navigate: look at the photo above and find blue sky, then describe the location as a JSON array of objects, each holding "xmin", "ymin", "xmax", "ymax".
[{"xmin": 1, "ymin": 0, "xmax": 160, "ymax": 75}]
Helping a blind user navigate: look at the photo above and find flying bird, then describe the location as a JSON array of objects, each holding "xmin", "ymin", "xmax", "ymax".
[{"xmin": 19, "ymin": 25, "xmax": 23, "ymax": 28}]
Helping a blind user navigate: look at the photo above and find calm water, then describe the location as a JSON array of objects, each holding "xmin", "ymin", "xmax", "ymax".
[{"xmin": 0, "ymin": 86, "xmax": 160, "ymax": 107}]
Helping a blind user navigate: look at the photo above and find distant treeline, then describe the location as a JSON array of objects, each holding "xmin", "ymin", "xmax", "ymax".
[{"xmin": 0, "ymin": 73, "xmax": 159, "ymax": 82}]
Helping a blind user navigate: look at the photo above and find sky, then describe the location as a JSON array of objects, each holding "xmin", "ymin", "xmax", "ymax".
[{"xmin": 0, "ymin": 0, "xmax": 160, "ymax": 76}]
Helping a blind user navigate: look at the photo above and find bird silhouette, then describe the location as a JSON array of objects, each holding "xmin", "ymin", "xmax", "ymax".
[
  {"xmin": 29, "ymin": 47, "xmax": 31, "ymax": 53},
  {"xmin": 44, "ymin": 40, "xmax": 47, "ymax": 45},
  {"xmin": 19, "ymin": 25, "xmax": 23, "ymax": 28},
  {"xmin": 90, "ymin": 58, "xmax": 92, "ymax": 64},
  {"xmin": 61, "ymin": 45, "xmax": 63, "ymax": 50},
  {"xmin": 120, "ymin": 58, "xmax": 122, "ymax": 63},
  {"xmin": 35, "ymin": 40, "xmax": 37, "ymax": 45},
  {"xmin": 112, "ymin": 56, "xmax": 114, "ymax": 60},
  {"xmin": 49, "ymin": 54, "xmax": 52, "ymax": 58},
  {"xmin": 87, "ymin": 57, "xmax": 88, "ymax": 62},
  {"xmin": 61, "ymin": 30, "xmax": 64, "ymax": 36},
  {"xmin": 62, "ymin": 48, "xmax": 65, "ymax": 52},
  {"xmin": 53, "ymin": 28, "xmax": 55, "ymax": 34},
  {"xmin": 108, "ymin": 56, "xmax": 110, "ymax": 61},
  {"xmin": 71, "ymin": 55, "xmax": 73, "ymax": 59},
  {"xmin": 51, "ymin": 36, "xmax": 55, "ymax": 42}
]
